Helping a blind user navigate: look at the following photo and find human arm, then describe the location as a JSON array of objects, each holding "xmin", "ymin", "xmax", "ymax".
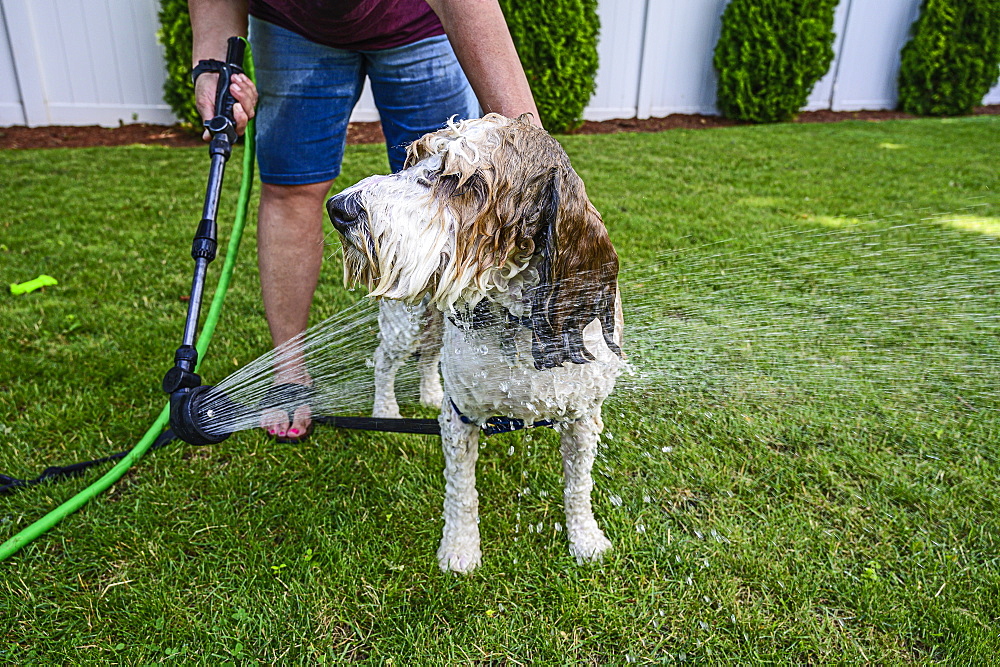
[
  {"xmin": 188, "ymin": 0, "xmax": 257, "ymax": 138},
  {"xmin": 425, "ymin": 0, "xmax": 541, "ymax": 127}
]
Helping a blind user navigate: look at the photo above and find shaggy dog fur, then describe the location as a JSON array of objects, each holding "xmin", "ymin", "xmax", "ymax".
[{"xmin": 327, "ymin": 114, "xmax": 625, "ymax": 573}]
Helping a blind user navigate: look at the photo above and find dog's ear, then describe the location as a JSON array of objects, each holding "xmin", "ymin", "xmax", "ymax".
[{"xmin": 529, "ymin": 168, "xmax": 622, "ymax": 370}]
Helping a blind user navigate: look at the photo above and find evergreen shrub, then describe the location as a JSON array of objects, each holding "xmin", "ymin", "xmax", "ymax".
[
  {"xmin": 157, "ymin": 0, "xmax": 199, "ymax": 129},
  {"xmin": 498, "ymin": 0, "xmax": 600, "ymax": 133},
  {"xmin": 898, "ymin": 0, "xmax": 1000, "ymax": 116},
  {"xmin": 713, "ymin": 0, "xmax": 838, "ymax": 123}
]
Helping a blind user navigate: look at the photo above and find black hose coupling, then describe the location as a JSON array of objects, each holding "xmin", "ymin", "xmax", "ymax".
[{"xmin": 192, "ymin": 218, "xmax": 219, "ymax": 261}]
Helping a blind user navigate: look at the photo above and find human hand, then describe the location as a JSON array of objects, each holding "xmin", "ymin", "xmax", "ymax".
[{"xmin": 194, "ymin": 72, "xmax": 258, "ymax": 141}]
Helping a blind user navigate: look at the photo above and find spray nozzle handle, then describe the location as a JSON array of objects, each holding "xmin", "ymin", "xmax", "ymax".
[{"xmin": 205, "ymin": 37, "xmax": 247, "ymax": 155}]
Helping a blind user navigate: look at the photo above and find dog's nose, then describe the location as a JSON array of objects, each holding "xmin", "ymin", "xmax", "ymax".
[{"xmin": 327, "ymin": 191, "xmax": 364, "ymax": 232}]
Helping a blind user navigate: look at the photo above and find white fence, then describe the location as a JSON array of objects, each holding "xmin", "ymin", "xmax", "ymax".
[{"xmin": 1, "ymin": 0, "xmax": 998, "ymax": 128}]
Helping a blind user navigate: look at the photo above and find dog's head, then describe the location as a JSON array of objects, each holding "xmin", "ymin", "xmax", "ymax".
[{"xmin": 327, "ymin": 113, "xmax": 620, "ymax": 369}]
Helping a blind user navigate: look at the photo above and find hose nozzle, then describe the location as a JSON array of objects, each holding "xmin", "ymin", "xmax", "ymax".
[{"xmin": 168, "ymin": 385, "xmax": 235, "ymax": 446}]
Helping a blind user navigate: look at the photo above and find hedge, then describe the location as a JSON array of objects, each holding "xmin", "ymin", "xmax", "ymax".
[
  {"xmin": 713, "ymin": 0, "xmax": 838, "ymax": 123},
  {"xmin": 498, "ymin": 0, "xmax": 601, "ymax": 133},
  {"xmin": 898, "ymin": 0, "xmax": 1000, "ymax": 116},
  {"xmin": 157, "ymin": 0, "xmax": 200, "ymax": 129}
]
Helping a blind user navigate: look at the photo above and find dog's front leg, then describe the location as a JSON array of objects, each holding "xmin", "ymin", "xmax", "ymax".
[
  {"xmin": 417, "ymin": 307, "xmax": 444, "ymax": 409},
  {"xmin": 372, "ymin": 300, "xmax": 421, "ymax": 418},
  {"xmin": 560, "ymin": 412, "xmax": 612, "ymax": 564},
  {"xmin": 372, "ymin": 343, "xmax": 404, "ymax": 418},
  {"xmin": 437, "ymin": 398, "xmax": 482, "ymax": 573}
]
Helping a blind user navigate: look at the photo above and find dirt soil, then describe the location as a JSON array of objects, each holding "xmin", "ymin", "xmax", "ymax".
[{"xmin": 1, "ymin": 106, "xmax": 996, "ymax": 150}]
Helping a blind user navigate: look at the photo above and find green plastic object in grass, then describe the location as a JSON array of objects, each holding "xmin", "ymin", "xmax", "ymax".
[
  {"xmin": 10, "ymin": 274, "xmax": 58, "ymax": 295},
  {"xmin": 0, "ymin": 39, "xmax": 256, "ymax": 563}
]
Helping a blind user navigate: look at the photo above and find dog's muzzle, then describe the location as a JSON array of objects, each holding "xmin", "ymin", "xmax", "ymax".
[{"xmin": 327, "ymin": 190, "xmax": 365, "ymax": 233}]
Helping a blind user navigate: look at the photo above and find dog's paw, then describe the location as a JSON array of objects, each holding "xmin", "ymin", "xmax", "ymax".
[
  {"xmin": 568, "ymin": 529, "xmax": 612, "ymax": 564},
  {"xmin": 372, "ymin": 401, "xmax": 402, "ymax": 419},
  {"xmin": 437, "ymin": 540, "xmax": 482, "ymax": 574}
]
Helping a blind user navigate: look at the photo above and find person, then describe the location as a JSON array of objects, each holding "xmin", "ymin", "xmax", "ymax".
[{"xmin": 188, "ymin": 0, "xmax": 540, "ymax": 443}]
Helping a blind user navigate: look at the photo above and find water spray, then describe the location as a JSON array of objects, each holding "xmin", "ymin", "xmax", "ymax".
[{"xmin": 162, "ymin": 36, "xmax": 248, "ymax": 446}]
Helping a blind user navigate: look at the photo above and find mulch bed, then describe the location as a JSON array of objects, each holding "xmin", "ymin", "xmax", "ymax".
[{"xmin": 1, "ymin": 106, "xmax": 996, "ymax": 150}]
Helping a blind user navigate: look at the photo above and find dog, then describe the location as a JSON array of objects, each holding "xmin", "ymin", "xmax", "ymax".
[{"xmin": 327, "ymin": 113, "xmax": 625, "ymax": 573}]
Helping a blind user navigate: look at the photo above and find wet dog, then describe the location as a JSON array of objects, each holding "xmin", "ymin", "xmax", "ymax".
[{"xmin": 328, "ymin": 114, "xmax": 624, "ymax": 572}]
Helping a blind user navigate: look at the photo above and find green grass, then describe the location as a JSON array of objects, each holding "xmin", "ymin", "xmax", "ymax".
[{"xmin": 1, "ymin": 116, "xmax": 998, "ymax": 663}]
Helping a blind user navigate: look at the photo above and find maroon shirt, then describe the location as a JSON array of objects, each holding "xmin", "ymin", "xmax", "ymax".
[{"xmin": 249, "ymin": 0, "xmax": 445, "ymax": 50}]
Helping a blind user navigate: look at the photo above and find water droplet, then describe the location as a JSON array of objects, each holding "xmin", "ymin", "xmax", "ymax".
[
  {"xmin": 554, "ymin": 523, "xmax": 562, "ymax": 532},
  {"xmin": 609, "ymin": 495, "xmax": 623, "ymax": 507}
]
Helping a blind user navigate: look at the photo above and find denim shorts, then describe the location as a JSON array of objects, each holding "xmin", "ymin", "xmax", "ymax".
[{"xmin": 249, "ymin": 17, "xmax": 481, "ymax": 184}]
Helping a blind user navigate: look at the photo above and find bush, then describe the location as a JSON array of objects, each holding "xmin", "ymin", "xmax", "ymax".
[
  {"xmin": 898, "ymin": 0, "xmax": 1000, "ymax": 116},
  {"xmin": 157, "ymin": 0, "xmax": 199, "ymax": 129},
  {"xmin": 713, "ymin": 0, "xmax": 838, "ymax": 123},
  {"xmin": 498, "ymin": 0, "xmax": 600, "ymax": 133}
]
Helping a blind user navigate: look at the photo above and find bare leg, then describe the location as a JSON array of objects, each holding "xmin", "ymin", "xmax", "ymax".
[
  {"xmin": 437, "ymin": 397, "xmax": 482, "ymax": 573},
  {"xmin": 257, "ymin": 180, "xmax": 332, "ymax": 438},
  {"xmin": 560, "ymin": 412, "xmax": 612, "ymax": 563}
]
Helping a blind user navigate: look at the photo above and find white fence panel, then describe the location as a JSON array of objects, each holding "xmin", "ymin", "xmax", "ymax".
[
  {"xmin": 805, "ymin": 0, "xmax": 853, "ymax": 111},
  {"xmin": 829, "ymin": 0, "xmax": 922, "ymax": 111},
  {"xmin": 985, "ymin": 80, "xmax": 1000, "ymax": 105},
  {"xmin": 637, "ymin": 0, "xmax": 729, "ymax": 118},
  {"xmin": 0, "ymin": 4, "xmax": 25, "ymax": 125},
  {"xmin": 3, "ymin": 0, "xmax": 174, "ymax": 127},
  {"xmin": 349, "ymin": 79, "xmax": 379, "ymax": 123},
  {"xmin": 586, "ymin": 0, "xmax": 645, "ymax": 121}
]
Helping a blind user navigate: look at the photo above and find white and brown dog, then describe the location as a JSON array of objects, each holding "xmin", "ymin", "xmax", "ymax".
[{"xmin": 327, "ymin": 114, "xmax": 625, "ymax": 573}]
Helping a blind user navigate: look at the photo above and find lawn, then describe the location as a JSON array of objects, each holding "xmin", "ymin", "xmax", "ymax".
[{"xmin": 1, "ymin": 116, "xmax": 998, "ymax": 662}]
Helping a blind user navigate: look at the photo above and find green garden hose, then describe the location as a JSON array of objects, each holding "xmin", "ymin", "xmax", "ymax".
[{"xmin": 0, "ymin": 41, "xmax": 256, "ymax": 562}]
